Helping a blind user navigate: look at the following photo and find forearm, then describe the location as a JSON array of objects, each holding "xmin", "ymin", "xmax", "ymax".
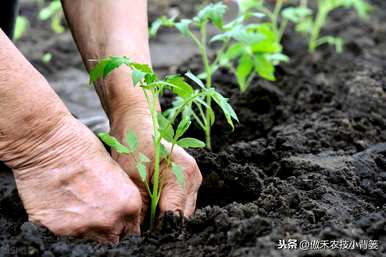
[
  {"xmin": 0, "ymin": 30, "xmax": 69, "ymax": 165},
  {"xmin": 61, "ymin": 0, "xmax": 153, "ymax": 120}
]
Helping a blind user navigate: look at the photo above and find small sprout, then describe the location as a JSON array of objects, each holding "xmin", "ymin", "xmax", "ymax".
[{"xmin": 91, "ymin": 57, "xmax": 234, "ymax": 229}]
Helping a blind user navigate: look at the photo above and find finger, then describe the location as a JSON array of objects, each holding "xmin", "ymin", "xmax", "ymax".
[
  {"xmin": 121, "ymin": 213, "xmax": 141, "ymax": 238},
  {"xmin": 184, "ymin": 191, "xmax": 198, "ymax": 218},
  {"xmin": 158, "ymin": 166, "xmax": 187, "ymax": 216}
]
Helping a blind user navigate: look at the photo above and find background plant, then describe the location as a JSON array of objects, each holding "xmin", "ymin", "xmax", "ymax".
[
  {"xmin": 290, "ymin": 0, "xmax": 371, "ymax": 52},
  {"xmin": 237, "ymin": 0, "xmax": 370, "ymax": 53},
  {"xmin": 151, "ymin": 2, "xmax": 282, "ymax": 148},
  {"xmin": 38, "ymin": 0, "xmax": 65, "ymax": 34},
  {"xmin": 90, "ymin": 56, "xmax": 237, "ymax": 228}
]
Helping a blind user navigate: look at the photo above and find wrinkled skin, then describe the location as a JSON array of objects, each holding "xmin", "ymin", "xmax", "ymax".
[{"xmin": 11, "ymin": 114, "xmax": 142, "ymax": 243}]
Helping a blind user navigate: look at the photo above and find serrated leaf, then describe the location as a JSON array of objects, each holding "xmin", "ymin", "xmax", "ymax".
[
  {"xmin": 139, "ymin": 153, "xmax": 151, "ymax": 163},
  {"xmin": 237, "ymin": 0, "xmax": 263, "ymax": 14},
  {"xmin": 98, "ymin": 133, "xmax": 129, "ymax": 154},
  {"xmin": 103, "ymin": 56, "xmax": 131, "ymax": 78},
  {"xmin": 132, "ymin": 69, "xmax": 146, "ymax": 86},
  {"xmin": 175, "ymin": 116, "xmax": 192, "ymax": 139},
  {"xmin": 282, "ymin": 7, "xmax": 312, "ymax": 23},
  {"xmin": 236, "ymin": 53, "xmax": 254, "ymax": 92},
  {"xmin": 150, "ymin": 16, "xmax": 176, "ymax": 36},
  {"xmin": 210, "ymin": 91, "xmax": 239, "ymax": 129},
  {"xmin": 157, "ymin": 113, "xmax": 174, "ymax": 142},
  {"xmin": 171, "ymin": 163, "xmax": 185, "ymax": 188},
  {"xmin": 166, "ymin": 75, "xmax": 194, "ymax": 98},
  {"xmin": 185, "ymin": 72, "xmax": 206, "ymax": 89},
  {"xmin": 195, "ymin": 2, "xmax": 227, "ymax": 28},
  {"xmin": 136, "ymin": 163, "xmax": 147, "ymax": 182},
  {"xmin": 160, "ymin": 143, "xmax": 169, "ymax": 159},
  {"xmin": 131, "ymin": 63, "xmax": 153, "ymax": 73},
  {"xmin": 255, "ymin": 54, "xmax": 275, "ymax": 81},
  {"xmin": 177, "ymin": 138, "xmax": 205, "ymax": 148},
  {"xmin": 176, "ymin": 19, "xmax": 192, "ymax": 36},
  {"xmin": 221, "ymin": 43, "xmax": 245, "ymax": 64},
  {"xmin": 89, "ymin": 59, "xmax": 108, "ymax": 84},
  {"xmin": 126, "ymin": 130, "xmax": 138, "ymax": 152}
]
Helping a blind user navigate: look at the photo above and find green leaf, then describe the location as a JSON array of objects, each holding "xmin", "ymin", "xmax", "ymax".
[
  {"xmin": 160, "ymin": 143, "xmax": 169, "ymax": 159},
  {"xmin": 237, "ymin": 0, "xmax": 263, "ymax": 14},
  {"xmin": 317, "ymin": 36, "xmax": 344, "ymax": 53},
  {"xmin": 176, "ymin": 19, "xmax": 192, "ymax": 36},
  {"xmin": 139, "ymin": 153, "xmax": 151, "ymax": 163},
  {"xmin": 210, "ymin": 90, "xmax": 239, "ymax": 129},
  {"xmin": 282, "ymin": 7, "xmax": 312, "ymax": 23},
  {"xmin": 221, "ymin": 43, "xmax": 245, "ymax": 64},
  {"xmin": 150, "ymin": 16, "xmax": 176, "ymax": 36},
  {"xmin": 157, "ymin": 113, "xmax": 174, "ymax": 142},
  {"xmin": 236, "ymin": 53, "xmax": 254, "ymax": 92},
  {"xmin": 103, "ymin": 56, "xmax": 131, "ymax": 78},
  {"xmin": 267, "ymin": 53, "xmax": 289, "ymax": 65},
  {"xmin": 222, "ymin": 25, "xmax": 266, "ymax": 45},
  {"xmin": 171, "ymin": 163, "xmax": 185, "ymax": 188},
  {"xmin": 185, "ymin": 72, "xmax": 206, "ymax": 89},
  {"xmin": 194, "ymin": 98, "xmax": 216, "ymax": 125},
  {"xmin": 250, "ymin": 24, "xmax": 282, "ymax": 53},
  {"xmin": 132, "ymin": 69, "xmax": 146, "ymax": 86},
  {"xmin": 136, "ymin": 163, "xmax": 147, "ymax": 182},
  {"xmin": 195, "ymin": 2, "xmax": 227, "ymax": 28},
  {"xmin": 89, "ymin": 59, "xmax": 108, "ymax": 84},
  {"xmin": 98, "ymin": 133, "xmax": 129, "ymax": 154},
  {"xmin": 254, "ymin": 54, "xmax": 275, "ymax": 81},
  {"xmin": 166, "ymin": 75, "xmax": 194, "ymax": 98},
  {"xmin": 126, "ymin": 130, "xmax": 138, "ymax": 152},
  {"xmin": 177, "ymin": 138, "xmax": 205, "ymax": 148},
  {"xmin": 89, "ymin": 56, "xmax": 131, "ymax": 84},
  {"xmin": 131, "ymin": 63, "xmax": 153, "ymax": 73},
  {"xmin": 175, "ymin": 116, "xmax": 192, "ymax": 139}
]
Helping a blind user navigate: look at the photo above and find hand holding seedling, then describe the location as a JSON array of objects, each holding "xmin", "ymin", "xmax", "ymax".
[
  {"xmin": 106, "ymin": 97, "xmax": 202, "ymax": 225},
  {"xmin": 63, "ymin": 1, "xmax": 205, "ymax": 231},
  {"xmin": 0, "ymin": 0, "xmax": 204, "ymax": 244}
]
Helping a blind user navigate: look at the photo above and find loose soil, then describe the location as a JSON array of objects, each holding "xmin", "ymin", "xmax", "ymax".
[{"xmin": 1, "ymin": 0, "xmax": 386, "ymax": 256}]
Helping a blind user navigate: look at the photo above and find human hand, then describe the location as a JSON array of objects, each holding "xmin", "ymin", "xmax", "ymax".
[{"xmin": 109, "ymin": 107, "xmax": 203, "ymax": 223}]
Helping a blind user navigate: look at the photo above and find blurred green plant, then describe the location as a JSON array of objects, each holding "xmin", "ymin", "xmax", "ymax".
[
  {"xmin": 14, "ymin": 16, "xmax": 29, "ymax": 40},
  {"xmin": 38, "ymin": 0, "xmax": 65, "ymax": 33},
  {"xmin": 289, "ymin": 0, "xmax": 371, "ymax": 52},
  {"xmin": 238, "ymin": 0, "xmax": 371, "ymax": 53}
]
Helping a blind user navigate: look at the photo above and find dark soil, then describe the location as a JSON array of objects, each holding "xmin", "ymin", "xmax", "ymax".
[{"xmin": 1, "ymin": 0, "xmax": 386, "ymax": 256}]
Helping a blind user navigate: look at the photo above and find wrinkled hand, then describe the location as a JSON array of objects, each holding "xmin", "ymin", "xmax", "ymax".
[
  {"xmin": 110, "ymin": 109, "xmax": 203, "ymax": 222},
  {"xmin": 10, "ymin": 114, "xmax": 142, "ymax": 243}
]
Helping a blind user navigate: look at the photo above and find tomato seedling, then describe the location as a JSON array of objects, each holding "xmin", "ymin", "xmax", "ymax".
[
  {"xmin": 151, "ymin": 2, "xmax": 283, "ymax": 147},
  {"xmin": 89, "ymin": 56, "xmax": 237, "ymax": 228},
  {"xmin": 287, "ymin": 0, "xmax": 371, "ymax": 52}
]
